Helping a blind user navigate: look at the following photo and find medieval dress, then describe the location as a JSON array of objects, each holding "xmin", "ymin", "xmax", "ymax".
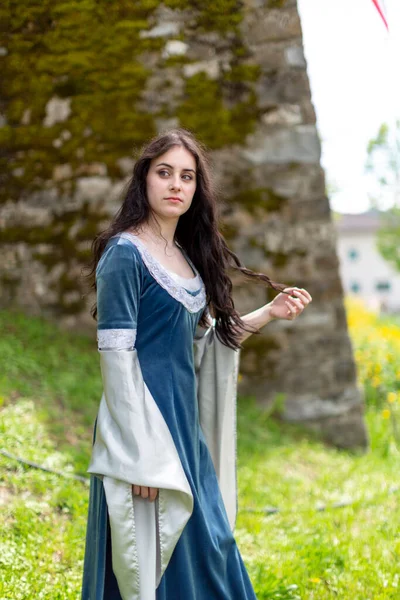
[{"xmin": 81, "ymin": 232, "xmax": 258, "ymax": 600}]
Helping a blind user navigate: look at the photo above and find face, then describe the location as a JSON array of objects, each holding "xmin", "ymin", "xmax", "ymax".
[{"xmin": 146, "ymin": 145, "xmax": 197, "ymax": 223}]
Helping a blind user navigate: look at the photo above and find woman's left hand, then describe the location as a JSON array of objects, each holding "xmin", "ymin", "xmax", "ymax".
[{"xmin": 267, "ymin": 287, "xmax": 312, "ymax": 321}]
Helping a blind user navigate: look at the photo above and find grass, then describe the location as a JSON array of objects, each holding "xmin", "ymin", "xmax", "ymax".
[{"xmin": 0, "ymin": 304, "xmax": 399, "ymax": 599}]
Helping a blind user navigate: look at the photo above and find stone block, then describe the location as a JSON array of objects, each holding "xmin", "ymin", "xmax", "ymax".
[
  {"xmin": 183, "ymin": 60, "xmax": 220, "ymax": 80},
  {"xmin": 74, "ymin": 177, "xmax": 113, "ymax": 203},
  {"xmin": 140, "ymin": 22, "xmax": 180, "ymax": 39},
  {"xmin": 162, "ymin": 40, "xmax": 188, "ymax": 58},
  {"xmin": 243, "ymin": 124, "xmax": 321, "ymax": 165},
  {"xmin": 43, "ymin": 97, "xmax": 71, "ymax": 127},
  {"xmin": 261, "ymin": 103, "xmax": 302, "ymax": 126},
  {"xmin": 256, "ymin": 70, "xmax": 311, "ymax": 106},
  {"xmin": 284, "ymin": 45, "xmax": 306, "ymax": 68},
  {"xmin": 241, "ymin": 7, "xmax": 302, "ymax": 45}
]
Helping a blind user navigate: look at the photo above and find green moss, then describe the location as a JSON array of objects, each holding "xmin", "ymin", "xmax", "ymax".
[
  {"xmin": 224, "ymin": 64, "xmax": 261, "ymax": 84},
  {"xmin": 164, "ymin": 0, "xmax": 243, "ymax": 32},
  {"xmin": 1, "ymin": 0, "xmax": 263, "ymax": 200},
  {"xmin": 1, "ymin": 0, "xmax": 162, "ymax": 203},
  {"xmin": 176, "ymin": 73, "xmax": 259, "ymax": 149},
  {"xmin": 220, "ymin": 222, "xmax": 239, "ymax": 242},
  {"xmin": 267, "ymin": 0, "xmax": 289, "ymax": 7},
  {"xmin": 231, "ymin": 187, "xmax": 287, "ymax": 214},
  {"xmin": 1, "ymin": 0, "xmax": 266, "ymax": 316}
]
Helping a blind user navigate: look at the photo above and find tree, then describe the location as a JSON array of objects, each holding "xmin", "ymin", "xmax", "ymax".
[{"xmin": 365, "ymin": 121, "xmax": 400, "ymax": 272}]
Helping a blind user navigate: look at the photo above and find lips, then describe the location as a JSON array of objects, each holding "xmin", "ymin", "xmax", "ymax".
[{"xmin": 165, "ymin": 197, "xmax": 183, "ymax": 203}]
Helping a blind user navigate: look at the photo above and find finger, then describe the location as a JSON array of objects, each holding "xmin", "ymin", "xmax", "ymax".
[
  {"xmin": 290, "ymin": 289, "xmax": 309, "ymax": 305},
  {"xmin": 287, "ymin": 296, "xmax": 305, "ymax": 311},
  {"xmin": 300, "ymin": 288, "xmax": 312, "ymax": 302},
  {"xmin": 284, "ymin": 287, "xmax": 312, "ymax": 303},
  {"xmin": 149, "ymin": 487, "xmax": 158, "ymax": 502},
  {"xmin": 140, "ymin": 486, "xmax": 149, "ymax": 499},
  {"xmin": 285, "ymin": 299, "xmax": 301, "ymax": 313},
  {"xmin": 284, "ymin": 300, "xmax": 297, "ymax": 318},
  {"xmin": 133, "ymin": 485, "xmax": 141, "ymax": 496}
]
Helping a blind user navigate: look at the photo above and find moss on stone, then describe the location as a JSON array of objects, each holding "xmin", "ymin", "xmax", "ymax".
[
  {"xmin": 164, "ymin": 0, "xmax": 243, "ymax": 32},
  {"xmin": 1, "ymin": 0, "xmax": 266, "ymax": 316},
  {"xmin": 267, "ymin": 0, "xmax": 289, "ymax": 7},
  {"xmin": 176, "ymin": 72, "xmax": 258, "ymax": 149},
  {"xmin": 1, "ymin": 0, "xmax": 162, "ymax": 203},
  {"xmin": 230, "ymin": 187, "xmax": 287, "ymax": 214}
]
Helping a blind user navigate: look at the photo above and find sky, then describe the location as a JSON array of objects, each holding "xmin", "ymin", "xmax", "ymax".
[{"xmin": 297, "ymin": 0, "xmax": 400, "ymax": 213}]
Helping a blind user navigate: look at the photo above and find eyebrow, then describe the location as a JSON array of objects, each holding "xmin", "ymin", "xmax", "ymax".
[{"xmin": 156, "ymin": 162, "xmax": 196, "ymax": 173}]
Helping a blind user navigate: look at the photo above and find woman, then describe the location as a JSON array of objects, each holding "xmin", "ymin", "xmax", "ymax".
[{"xmin": 81, "ymin": 128, "xmax": 312, "ymax": 600}]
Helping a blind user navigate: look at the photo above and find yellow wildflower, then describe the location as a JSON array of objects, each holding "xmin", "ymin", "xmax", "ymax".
[
  {"xmin": 387, "ymin": 392, "xmax": 397, "ymax": 404},
  {"xmin": 382, "ymin": 409, "xmax": 391, "ymax": 419},
  {"xmin": 309, "ymin": 577, "xmax": 321, "ymax": 583}
]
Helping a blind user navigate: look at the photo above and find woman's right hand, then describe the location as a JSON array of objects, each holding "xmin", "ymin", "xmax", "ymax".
[{"xmin": 132, "ymin": 485, "xmax": 158, "ymax": 502}]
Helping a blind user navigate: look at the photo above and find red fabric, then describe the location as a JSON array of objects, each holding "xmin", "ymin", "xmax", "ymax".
[{"xmin": 371, "ymin": 0, "xmax": 389, "ymax": 30}]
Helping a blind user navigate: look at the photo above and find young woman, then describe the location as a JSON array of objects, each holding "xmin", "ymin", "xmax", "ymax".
[{"xmin": 81, "ymin": 128, "xmax": 311, "ymax": 600}]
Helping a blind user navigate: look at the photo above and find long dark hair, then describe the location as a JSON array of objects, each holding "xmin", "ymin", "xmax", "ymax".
[{"xmin": 87, "ymin": 128, "xmax": 287, "ymax": 349}]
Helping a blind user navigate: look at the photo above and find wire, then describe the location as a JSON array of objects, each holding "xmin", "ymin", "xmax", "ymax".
[
  {"xmin": 2, "ymin": 448, "xmax": 399, "ymax": 516},
  {"xmin": 0, "ymin": 449, "xmax": 90, "ymax": 485}
]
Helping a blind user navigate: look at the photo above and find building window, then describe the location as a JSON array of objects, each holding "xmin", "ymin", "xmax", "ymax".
[
  {"xmin": 350, "ymin": 282, "xmax": 361, "ymax": 293},
  {"xmin": 375, "ymin": 281, "xmax": 391, "ymax": 292},
  {"xmin": 348, "ymin": 248, "xmax": 359, "ymax": 261}
]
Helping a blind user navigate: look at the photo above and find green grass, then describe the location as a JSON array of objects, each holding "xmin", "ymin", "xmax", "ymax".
[{"xmin": 1, "ymin": 310, "xmax": 399, "ymax": 599}]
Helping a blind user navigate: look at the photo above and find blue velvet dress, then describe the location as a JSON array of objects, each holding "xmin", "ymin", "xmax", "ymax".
[{"xmin": 81, "ymin": 233, "xmax": 257, "ymax": 600}]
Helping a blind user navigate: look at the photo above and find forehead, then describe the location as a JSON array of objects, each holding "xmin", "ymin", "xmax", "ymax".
[{"xmin": 152, "ymin": 145, "xmax": 196, "ymax": 170}]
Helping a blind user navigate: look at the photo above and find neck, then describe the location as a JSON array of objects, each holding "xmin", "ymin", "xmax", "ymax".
[{"xmin": 138, "ymin": 214, "xmax": 178, "ymax": 247}]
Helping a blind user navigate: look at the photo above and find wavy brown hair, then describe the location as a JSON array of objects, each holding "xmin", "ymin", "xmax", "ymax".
[{"xmin": 87, "ymin": 128, "xmax": 287, "ymax": 349}]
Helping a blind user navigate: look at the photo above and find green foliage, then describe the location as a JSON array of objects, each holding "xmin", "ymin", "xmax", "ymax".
[
  {"xmin": 376, "ymin": 207, "xmax": 400, "ymax": 273},
  {"xmin": 365, "ymin": 121, "xmax": 400, "ymax": 271}
]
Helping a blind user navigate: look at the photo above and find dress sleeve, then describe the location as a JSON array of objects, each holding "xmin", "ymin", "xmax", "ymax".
[
  {"xmin": 193, "ymin": 320, "xmax": 240, "ymax": 531},
  {"xmin": 96, "ymin": 243, "xmax": 142, "ymax": 350}
]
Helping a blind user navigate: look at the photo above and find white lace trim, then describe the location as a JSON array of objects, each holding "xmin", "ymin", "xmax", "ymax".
[
  {"xmin": 167, "ymin": 269, "xmax": 201, "ymax": 292},
  {"xmin": 117, "ymin": 232, "xmax": 206, "ymax": 314},
  {"xmin": 97, "ymin": 328, "xmax": 137, "ymax": 350}
]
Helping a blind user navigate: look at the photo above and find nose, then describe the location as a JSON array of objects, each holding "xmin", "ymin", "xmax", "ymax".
[{"xmin": 169, "ymin": 174, "xmax": 181, "ymax": 191}]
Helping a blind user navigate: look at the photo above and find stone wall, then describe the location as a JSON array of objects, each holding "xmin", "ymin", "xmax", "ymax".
[{"xmin": 1, "ymin": 0, "xmax": 368, "ymax": 448}]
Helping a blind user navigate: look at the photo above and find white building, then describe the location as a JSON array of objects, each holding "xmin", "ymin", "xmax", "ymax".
[{"xmin": 335, "ymin": 210, "xmax": 400, "ymax": 313}]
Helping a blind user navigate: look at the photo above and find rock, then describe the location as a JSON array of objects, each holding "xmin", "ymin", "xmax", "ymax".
[
  {"xmin": 162, "ymin": 40, "xmax": 189, "ymax": 58},
  {"xmin": 75, "ymin": 163, "xmax": 108, "ymax": 177},
  {"xmin": 0, "ymin": 0, "xmax": 368, "ymax": 449},
  {"xmin": 285, "ymin": 45, "xmax": 306, "ymax": 68},
  {"xmin": 261, "ymin": 103, "xmax": 302, "ymax": 125},
  {"xmin": 43, "ymin": 97, "xmax": 72, "ymax": 127},
  {"xmin": 74, "ymin": 177, "xmax": 113, "ymax": 203},
  {"xmin": 183, "ymin": 59, "xmax": 220, "ymax": 80},
  {"xmin": 116, "ymin": 157, "xmax": 135, "ymax": 176},
  {"xmin": 21, "ymin": 109, "xmax": 31, "ymax": 125},
  {"xmin": 155, "ymin": 117, "xmax": 180, "ymax": 133},
  {"xmin": 60, "ymin": 129, "xmax": 72, "ymax": 141},
  {"xmin": 53, "ymin": 164, "xmax": 73, "ymax": 181},
  {"xmin": 243, "ymin": 124, "xmax": 321, "ymax": 164},
  {"xmin": 241, "ymin": 7, "xmax": 302, "ymax": 44},
  {"xmin": 140, "ymin": 22, "xmax": 180, "ymax": 38}
]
